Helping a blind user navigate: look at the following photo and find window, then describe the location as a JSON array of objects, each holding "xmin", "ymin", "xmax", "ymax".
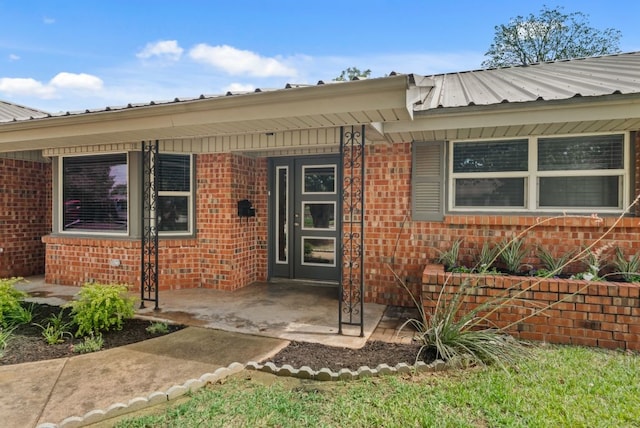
[
  {"xmin": 62, "ymin": 153, "xmax": 128, "ymax": 232},
  {"xmin": 448, "ymin": 134, "xmax": 627, "ymax": 212},
  {"xmin": 157, "ymin": 154, "xmax": 192, "ymax": 234}
]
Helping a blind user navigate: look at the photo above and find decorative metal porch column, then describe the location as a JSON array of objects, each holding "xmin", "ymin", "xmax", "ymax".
[
  {"xmin": 140, "ymin": 140, "xmax": 159, "ymax": 309},
  {"xmin": 339, "ymin": 125, "xmax": 365, "ymax": 336}
]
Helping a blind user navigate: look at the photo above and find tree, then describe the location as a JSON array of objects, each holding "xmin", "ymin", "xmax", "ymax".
[
  {"xmin": 333, "ymin": 67, "xmax": 371, "ymax": 81},
  {"xmin": 482, "ymin": 6, "xmax": 621, "ymax": 68}
]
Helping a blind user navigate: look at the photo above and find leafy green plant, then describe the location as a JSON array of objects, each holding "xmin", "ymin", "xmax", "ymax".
[
  {"xmin": 67, "ymin": 283, "xmax": 136, "ymax": 337},
  {"xmin": 146, "ymin": 321, "xmax": 169, "ymax": 335},
  {"xmin": 436, "ymin": 239, "xmax": 463, "ymax": 271},
  {"xmin": 537, "ymin": 246, "xmax": 574, "ymax": 277},
  {"xmin": 612, "ymin": 247, "xmax": 640, "ymax": 283},
  {"xmin": 475, "ymin": 241, "xmax": 499, "ymax": 273},
  {"xmin": 0, "ymin": 326, "xmax": 15, "ymax": 357},
  {"xmin": 0, "ymin": 278, "xmax": 27, "ymax": 328},
  {"xmin": 5, "ymin": 302, "xmax": 35, "ymax": 326},
  {"xmin": 34, "ymin": 310, "xmax": 73, "ymax": 345},
  {"xmin": 72, "ymin": 332, "xmax": 104, "ymax": 354},
  {"xmin": 498, "ymin": 237, "xmax": 529, "ymax": 274}
]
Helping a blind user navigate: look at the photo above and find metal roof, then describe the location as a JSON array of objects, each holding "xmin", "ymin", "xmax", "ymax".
[
  {"xmin": 0, "ymin": 100, "xmax": 48, "ymax": 122},
  {"xmin": 415, "ymin": 51, "xmax": 640, "ymax": 111}
]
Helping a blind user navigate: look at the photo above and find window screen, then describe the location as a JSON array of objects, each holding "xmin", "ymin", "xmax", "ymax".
[{"xmin": 62, "ymin": 154, "xmax": 127, "ymax": 232}]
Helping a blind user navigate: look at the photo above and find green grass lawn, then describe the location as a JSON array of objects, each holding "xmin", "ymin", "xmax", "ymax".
[{"xmin": 118, "ymin": 345, "xmax": 640, "ymax": 427}]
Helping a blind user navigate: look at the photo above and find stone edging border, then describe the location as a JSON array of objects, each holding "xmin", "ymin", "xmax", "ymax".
[
  {"xmin": 38, "ymin": 359, "xmax": 448, "ymax": 427},
  {"xmin": 246, "ymin": 359, "xmax": 448, "ymax": 381}
]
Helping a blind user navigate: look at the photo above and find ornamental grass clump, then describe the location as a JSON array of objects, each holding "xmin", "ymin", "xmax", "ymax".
[
  {"xmin": 392, "ymin": 269, "xmax": 531, "ymax": 369},
  {"xmin": 67, "ymin": 283, "xmax": 136, "ymax": 337}
]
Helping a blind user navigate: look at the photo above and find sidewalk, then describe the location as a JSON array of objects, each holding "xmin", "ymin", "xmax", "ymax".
[{"xmin": 0, "ymin": 327, "xmax": 287, "ymax": 428}]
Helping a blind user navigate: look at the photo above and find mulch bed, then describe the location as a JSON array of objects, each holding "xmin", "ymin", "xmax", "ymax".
[{"xmin": 2, "ymin": 303, "xmax": 434, "ymax": 370}]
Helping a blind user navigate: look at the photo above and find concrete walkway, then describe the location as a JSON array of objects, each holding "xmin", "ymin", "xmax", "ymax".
[
  {"xmin": 0, "ymin": 327, "xmax": 287, "ymax": 428},
  {"xmin": 2, "ymin": 277, "xmax": 404, "ymax": 427}
]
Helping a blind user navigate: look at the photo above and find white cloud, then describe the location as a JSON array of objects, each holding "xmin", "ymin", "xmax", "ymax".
[
  {"xmin": 137, "ymin": 40, "xmax": 183, "ymax": 61},
  {"xmin": 189, "ymin": 44, "xmax": 297, "ymax": 77},
  {"xmin": 50, "ymin": 72, "xmax": 103, "ymax": 91},
  {"xmin": 0, "ymin": 77, "xmax": 55, "ymax": 98},
  {"xmin": 43, "ymin": 16, "xmax": 55, "ymax": 24},
  {"xmin": 8, "ymin": 54, "xmax": 20, "ymax": 61},
  {"xmin": 224, "ymin": 82, "xmax": 255, "ymax": 93}
]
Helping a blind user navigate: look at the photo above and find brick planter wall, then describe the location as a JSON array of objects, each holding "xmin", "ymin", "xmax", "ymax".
[
  {"xmin": 422, "ymin": 266, "xmax": 640, "ymax": 350},
  {"xmin": 0, "ymin": 158, "xmax": 51, "ymax": 278}
]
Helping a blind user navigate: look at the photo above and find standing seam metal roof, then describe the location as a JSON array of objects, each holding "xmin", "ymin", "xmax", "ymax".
[{"xmin": 416, "ymin": 51, "xmax": 640, "ymax": 110}]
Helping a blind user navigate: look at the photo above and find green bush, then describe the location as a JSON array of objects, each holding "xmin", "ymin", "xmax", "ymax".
[
  {"xmin": 67, "ymin": 283, "xmax": 136, "ymax": 337},
  {"xmin": 0, "ymin": 278, "xmax": 27, "ymax": 328},
  {"xmin": 0, "ymin": 326, "xmax": 15, "ymax": 357},
  {"xmin": 612, "ymin": 247, "xmax": 640, "ymax": 283}
]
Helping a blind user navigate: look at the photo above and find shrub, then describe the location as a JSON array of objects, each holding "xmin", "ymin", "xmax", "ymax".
[
  {"xmin": 73, "ymin": 333, "xmax": 104, "ymax": 354},
  {"xmin": 0, "ymin": 278, "xmax": 27, "ymax": 328},
  {"xmin": 67, "ymin": 283, "xmax": 136, "ymax": 337}
]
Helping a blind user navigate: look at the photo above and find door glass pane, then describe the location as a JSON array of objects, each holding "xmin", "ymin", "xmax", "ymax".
[
  {"xmin": 276, "ymin": 166, "xmax": 288, "ymax": 263},
  {"xmin": 302, "ymin": 202, "xmax": 335, "ymax": 230},
  {"xmin": 302, "ymin": 237, "xmax": 336, "ymax": 266},
  {"xmin": 539, "ymin": 176, "xmax": 619, "ymax": 208},
  {"xmin": 303, "ymin": 166, "xmax": 335, "ymax": 193},
  {"xmin": 455, "ymin": 178, "xmax": 525, "ymax": 207}
]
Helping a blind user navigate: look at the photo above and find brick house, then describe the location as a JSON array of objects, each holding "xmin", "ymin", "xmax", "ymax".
[{"xmin": 0, "ymin": 52, "xmax": 639, "ymax": 332}]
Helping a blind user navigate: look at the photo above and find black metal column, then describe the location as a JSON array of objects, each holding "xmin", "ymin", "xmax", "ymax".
[
  {"xmin": 339, "ymin": 125, "xmax": 365, "ymax": 336},
  {"xmin": 140, "ymin": 140, "xmax": 159, "ymax": 309}
]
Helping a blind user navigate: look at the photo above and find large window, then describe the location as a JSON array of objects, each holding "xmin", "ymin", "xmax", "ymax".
[
  {"xmin": 62, "ymin": 153, "xmax": 128, "ymax": 232},
  {"xmin": 449, "ymin": 134, "xmax": 628, "ymax": 212},
  {"xmin": 157, "ymin": 154, "xmax": 192, "ymax": 233},
  {"xmin": 60, "ymin": 152, "xmax": 193, "ymax": 235}
]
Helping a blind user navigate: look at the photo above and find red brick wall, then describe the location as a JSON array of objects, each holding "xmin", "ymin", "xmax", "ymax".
[
  {"xmin": 43, "ymin": 153, "xmax": 268, "ymax": 290},
  {"xmin": 197, "ymin": 153, "xmax": 267, "ymax": 290},
  {"xmin": 363, "ymin": 141, "xmax": 640, "ymax": 307},
  {"xmin": 422, "ymin": 267, "xmax": 640, "ymax": 350},
  {"xmin": 0, "ymin": 159, "xmax": 51, "ymax": 278}
]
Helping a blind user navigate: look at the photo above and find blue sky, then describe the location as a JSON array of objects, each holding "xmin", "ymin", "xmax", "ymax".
[{"xmin": 1, "ymin": 1, "xmax": 638, "ymax": 113}]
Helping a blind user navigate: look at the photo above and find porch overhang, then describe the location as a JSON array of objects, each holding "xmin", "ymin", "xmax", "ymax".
[
  {"xmin": 0, "ymin": 75, "xmax": 429, "ymax": 153},
  {"xmin": 383, "ymin": 93, "xmax": 640, "ymax": 142}
]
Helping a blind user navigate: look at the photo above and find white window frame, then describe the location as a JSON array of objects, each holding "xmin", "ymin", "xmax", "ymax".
[
  {"xmin": 59, "ymin": 152, "xmax": 130, "ymax": 236},
  {"xmin": 157, "ymin": 153, "xmax": 194, "ymax": 237},
  {"xmin": 448, "ymin": 132, "xmax": 630, "ymax": 214},
  {"xmin": 301, "ymin": 164, "xmax": 337, "ymax": 195}
]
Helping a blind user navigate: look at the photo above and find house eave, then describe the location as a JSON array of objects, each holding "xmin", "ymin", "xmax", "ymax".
[
  {"xmin": 383, "ymin": 93, "xmax": 640, "ymax": 142},
  {"xmin": 0, "ymin": 75, "xmax": 418, "ymax": 153}
]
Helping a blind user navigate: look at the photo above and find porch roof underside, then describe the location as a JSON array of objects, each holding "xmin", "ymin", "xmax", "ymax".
[{"xmin": 0, "ymin": 76, "xmax": 418, "ymax": 153}]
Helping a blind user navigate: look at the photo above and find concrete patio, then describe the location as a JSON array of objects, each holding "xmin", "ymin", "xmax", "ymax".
[{"xmin": 17, "ymin": 276, "xmax": 390, "ymax": 348}]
